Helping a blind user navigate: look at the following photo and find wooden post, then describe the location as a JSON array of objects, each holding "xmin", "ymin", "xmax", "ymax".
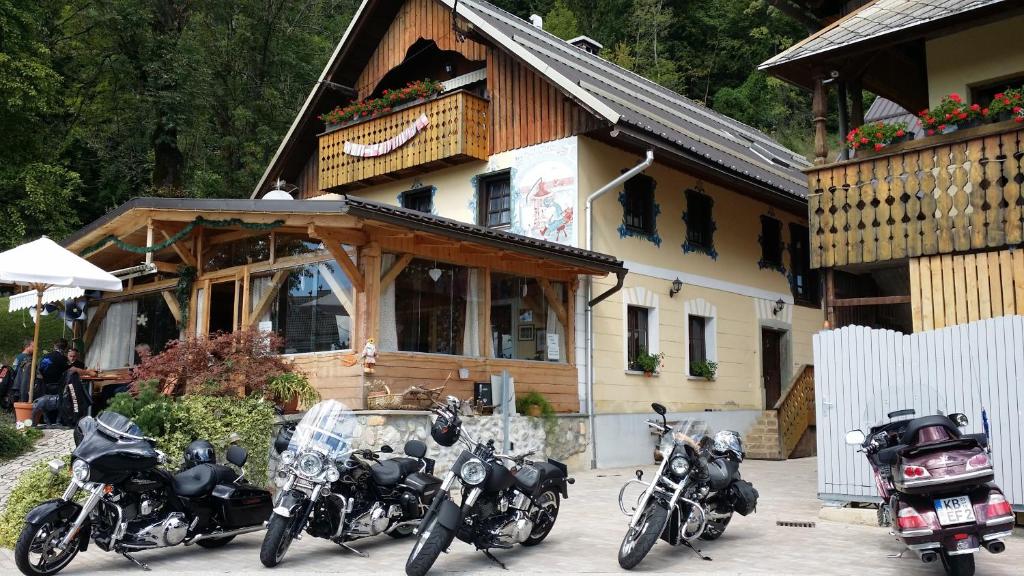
[
  {"xmin": 27, "ymin": 284, "xmax": 45, "ymax": 403},
  {"xmin": 566, "ymin": 277, "xmax": 577, "ymax": 365},
  {"xmin": 480, "ymin": 268, "xmax": 491, "ymax": 357},
  {"xmin": 145, "ymin": 219, "xmax": 154, "ymax": 266},
  {"xmin": 358, "ymin": 243, "xmax": 382, "ymax": 348},
  {"xmin": 849, "ymin": 79, "xmax": 865, "ymax": 129},
  {"xmin": 825, "ymin": 269, "xmax": 837, "ymax": 328},
  {"xmin": 813, "ymin": 75, "xmax": 829, "ymax": 165}
]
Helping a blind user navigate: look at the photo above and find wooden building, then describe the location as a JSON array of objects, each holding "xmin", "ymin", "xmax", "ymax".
[
  {"xmin": 761, "ymin": 0, "xmax": 1024, "ymax": 333},
  {"xmin": 69, "ymin": 0, "xmax": 823, "ymax": 466}
]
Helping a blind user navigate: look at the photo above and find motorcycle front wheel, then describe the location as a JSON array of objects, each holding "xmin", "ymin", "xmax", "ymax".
[
  {"xmin": 940, "ymin": 551, "xmax": 975, "ymax": 576},
  {"xmin": 617, "ymin": 501, "xmax": 668, "ymax": 570},
  {"xmin": 14, "ymin": 510, "xmax": 81, "ymax": 576},
  {"xmin": 405, "ymin": 514, "xmax": 454, "ymax": 576},
  {"xmin": 260, "ymin": 514, "xmax": 297, "ymax": 568}
]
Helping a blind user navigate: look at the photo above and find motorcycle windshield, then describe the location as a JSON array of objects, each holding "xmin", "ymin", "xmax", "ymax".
[
  {"xmin": 861, "ymin": 384, "xmax": 950, "ymax": 430},
  {"xmin": 287, "ymin": 399, "xmax": 358, "ymax": 459},
  {"xmin": 660, "ymin": 419, "xmax": 711, "ymax": 456}
]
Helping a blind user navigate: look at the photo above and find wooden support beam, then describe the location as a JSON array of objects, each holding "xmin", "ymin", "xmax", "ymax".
[
  {"xmin": 323, "ymin": 241, "xmax": 364, "ymax": 293},
  {"xmin": 825, "ymin": 269, "xmax": 836, "ymax": 328},
  {"xmin": 206, "ymin": 228, "xmax": 269, "ymax": 247},
  {"xmin": 248, "ymin": 270, "xmax": 288, "ymax": 327},
  {"xmin": 83, "ymin": 301, "xmax": 111, "ymax": 348},
  {"xmin": 160, "ymin": 290, "xmax": 182, "ymax": 324},
  {"xmin": 241, "ymin": 266, "xmax": 251, "ymax": 327},
  {"xmin": 151, "ymin": 261, "xmax": 181, "ymax": 274},
  {"xmin": 380, "ymin": 253, "xmax": 414, "ymax": 290},
  {"xmin": 538, "ymin": 278, "xmax": 568, "ymax": 328},
  {"xmin": 158, "ymin": 229, "xmax": 197, "ymax": 268},
  {"xmin": 813, "ymin": 75, "xmax": 829, "ymax": 165},
  {"xmin": 832, "ymin": 295, "xmax": 911, "ymax": 307},
  {"xmin": 360, "ymin": 243, "xmax": 382, "ymax": 345},
  {"xmin": 565, "ymin": 278, "xmax": 577, "ymax": 365},
  {"xmin": 480, "ymin": 268, "xmax": 492, "ymax": 357},
  {"xmin": 96, "ymin": 278, "xmax": 179, "ymax": 301},
  {"xmin": 308, "ymin": 224, "xmax": 368, "ymax": 247}
]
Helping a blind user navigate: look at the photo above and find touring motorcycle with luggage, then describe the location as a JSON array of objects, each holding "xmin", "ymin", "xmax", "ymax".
[
  {"xmin": 405, "ymin": 396, "xmax": 573, "ymax": 576},
  {"xmin": 260, "ymin": 399, "xmax": 441, "ymax": 567},
  {"xmin": 617, "ymin": 402, "xmax": 759, "ymax": 569},
  {"xmin": 846, "ymin": 407, "xmax": 1013, "ymax": 576},
  {"xmin": 14, "ymin": 411, "xmax": 272, "ymax": 575}
]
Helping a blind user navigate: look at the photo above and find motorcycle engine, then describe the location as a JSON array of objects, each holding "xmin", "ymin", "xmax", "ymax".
[
  {"xmin": 129, "ymin": 512, "xmax": 189, "ymax": 548},
  {"xmin": 479, "ymin": 493, "xmax": 535, "ymax": 546},
  {"xmin": 348, "ymin": 502, "xmax": 394, "ymax": 536}
]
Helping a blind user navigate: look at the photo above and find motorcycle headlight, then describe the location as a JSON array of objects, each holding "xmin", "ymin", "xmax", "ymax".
[
  {"xmin": 670, "ymin": 457, "xmax": 690, "ymax": 477},
  {"xmin": 326, "ymin": 465, "xmax": 341, "ymax": 483},
  {"xmin": 72, "ymin": 459, "xmax": 90, "ymax": 482},
  {"xmin": 297, "ymin": 452, "xmax": 324, "ymax": 478},
  {"xmin": 460, "ymin": 459, "xmax": 487, "ymax": 486},
  {"xmin": 280, "ymin": 450, "xmax": 296, "ymax": 466}
]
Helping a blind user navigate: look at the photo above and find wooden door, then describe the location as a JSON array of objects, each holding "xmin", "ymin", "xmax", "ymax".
[{"xmin": 761, "ymin": 328, "xmax": 784, "ymax": 409}]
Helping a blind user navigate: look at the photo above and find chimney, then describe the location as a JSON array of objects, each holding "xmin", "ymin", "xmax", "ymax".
[
  {"xmin": 529, "ymin": 14, "xmax": 543, "ymax": 28},
  {"xmin": 568, "ymin": 35, "xmax": 603, "ymax": 55}
]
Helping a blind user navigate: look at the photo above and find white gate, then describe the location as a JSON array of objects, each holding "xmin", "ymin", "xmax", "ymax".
[{"xmin": 813, "ymin": 318, "xmax": 1024, "ymax": 510}]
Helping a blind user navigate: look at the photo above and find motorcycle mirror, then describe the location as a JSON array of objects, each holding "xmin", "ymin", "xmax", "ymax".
[
  {"xmin": 651, "ymin": 402, "xmax": 667, "ymax": 416},
  {"xmin": 845, "ymin": 429, "xmax": 866, "ymax": 446},
  {"xmin": 635, "ymin": 469, "xmax": 643, "ymax": 481},
  {"xmin": 380, "ymin": 445, "xmax": 393, "ymax": 453},
  {"xmin": 950, "ymin": 413, "xmax": 969, "ymax": 427}
]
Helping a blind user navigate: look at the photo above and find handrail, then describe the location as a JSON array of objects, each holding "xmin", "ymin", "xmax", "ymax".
[
  {"xmin": 773, "ymin": 364, "xmax": 809, "ymax": 410},
  {"xmin": 774, "ymin": 365, "xmax": 815, "ymax": 458}
]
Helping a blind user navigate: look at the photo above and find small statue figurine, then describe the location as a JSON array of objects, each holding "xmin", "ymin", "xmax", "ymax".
[{"xmin": 361, "ymin": 338, "xmax": 378, "ymax": 374}]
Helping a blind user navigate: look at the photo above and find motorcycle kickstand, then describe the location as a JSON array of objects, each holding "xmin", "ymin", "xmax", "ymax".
[
  {"xmin": 482, "ymin": 549, "xmax": 508, "ymax": 570},
  {"xmin": 887, "ymin": 548, "xmax": 907, "ymax": 559},
  {"xmin": 684, "ymin": 541, "xmax": 712, "ymax": 562},
  {"xmin": 121, "ymin": 551, "xmax": 151, "ymax": 571},
  {"xmin": 339, "ymin": 541, "xmax": 369, "ymax": 558}
]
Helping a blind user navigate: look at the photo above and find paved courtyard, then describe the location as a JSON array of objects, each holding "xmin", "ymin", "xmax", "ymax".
[{"xmin": 1, "ymin": 457, "xmax": 1021, "ymax": 575}]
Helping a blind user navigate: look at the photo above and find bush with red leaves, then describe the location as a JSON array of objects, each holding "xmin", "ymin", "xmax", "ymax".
[{"xmin": 134, "ymin": 328, "xmax": 291, "ymax": 396}]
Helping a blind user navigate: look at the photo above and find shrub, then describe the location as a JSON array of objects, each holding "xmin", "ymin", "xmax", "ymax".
[
  {"xmin": 107, "ymin": 381, "xmax": 174, "ymax": 436},
  {"xmin": 134, "ymin": 328, "xmax": 289, "ymax": 396},
  {"xmin": 690, "ymin": 360, "xmax": 719, "ymax": 381},
  {"xmin": 0, "ymin": 456, "xmax": 72, "ymax": 548},
  {"xmin": 0, "ymin": 423, "xmax": 42, "ymax": 462}
]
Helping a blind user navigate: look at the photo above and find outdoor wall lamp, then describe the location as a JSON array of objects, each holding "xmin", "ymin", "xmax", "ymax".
[
  {"xmin": 669, "ymin": 277, "xmax": 682, "ymax": 298},
  {"xmin": 773, "ymin": 298, "xmax": 785, "ymax": 316}
]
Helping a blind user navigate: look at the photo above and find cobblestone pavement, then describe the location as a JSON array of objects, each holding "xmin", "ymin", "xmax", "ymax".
[
  {"xmin": 1, "ymin": 457, "xmax": 1021, "ymax": 575},
  {"xmin": 0, "ymin": 429, "xmax": 74, "ymax": 508}
]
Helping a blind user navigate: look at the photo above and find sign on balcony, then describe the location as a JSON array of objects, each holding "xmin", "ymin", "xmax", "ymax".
[{"xmin": 343, "ymin": 114, "xmax": 430, "ymax": 158}]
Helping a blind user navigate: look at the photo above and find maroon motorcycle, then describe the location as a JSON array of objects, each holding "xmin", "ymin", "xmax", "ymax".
[{"xmin": 846, "ymin": 409, "xmax": 1013, "ymax": 576}]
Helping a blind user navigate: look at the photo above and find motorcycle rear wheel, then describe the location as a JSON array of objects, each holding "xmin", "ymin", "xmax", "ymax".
[
  {"xmin": 14, "ymin": 511, "xmax": 80, "ymax": 576},
  {"xmin": 522, "ymin": 490, "xmax": 560, "ymax": 546},
  {"xmin": 618, "ymin": 501, "xmax": 668, "ymax": 570},
  {"xmin": 940, "ymin": 552, "xmax": 975, "ymax": 576},
  {"xmin": 405, "ymin": 515, "xmax": 454, "ymax": 576},
  {"xmin": 260, "ymin": 514, "xmax": 296, "ymax": 568}
]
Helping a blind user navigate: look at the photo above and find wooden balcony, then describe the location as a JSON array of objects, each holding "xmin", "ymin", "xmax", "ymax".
[
  {"xmin": 318, "ymin": 90, "xmax": 489, "ymax": 190},
  {"xmin": 807, "ymin": 121, "xmax": 1024, "ymax": 269}
]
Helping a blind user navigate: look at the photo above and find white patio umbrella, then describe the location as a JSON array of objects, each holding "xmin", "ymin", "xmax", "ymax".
[{"xmin": 0, "ymin": 236, "xmax": 122, "ymax": 403}]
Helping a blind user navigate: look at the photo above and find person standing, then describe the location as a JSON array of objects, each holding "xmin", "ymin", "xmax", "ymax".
[{"xmin": 32, "ymin": 339, "xmax": 69, "ymax": 425}]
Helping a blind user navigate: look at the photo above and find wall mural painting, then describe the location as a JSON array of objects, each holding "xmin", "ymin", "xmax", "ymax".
[{"xmin": 509, "ymin": 138, "xmax": 578, "ymax": 246}]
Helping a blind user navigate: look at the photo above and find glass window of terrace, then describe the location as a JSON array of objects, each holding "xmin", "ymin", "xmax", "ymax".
[
  {"xmin": 386, "ymin": 259, "xmax": 471, "ymax": 355},
  {"xmin": 252, "ymin": 261, "xmax": 354, "ymax": 354},
  {"xmin": 490, "ymin": 273, "xmax": 567, "ymax": 362}
]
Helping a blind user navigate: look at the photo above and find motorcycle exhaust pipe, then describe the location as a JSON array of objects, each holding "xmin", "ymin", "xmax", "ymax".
[
  {"xmin": 185, "ymin": 524, "xmax": 267, "ymax": 545},
  {"xmin": 984, "ymin": 540, "xmax": 1006, "ymax": 554},
  {"xmin": 920, "ymin": 551, "xmax": 938, "ymax": 564}
]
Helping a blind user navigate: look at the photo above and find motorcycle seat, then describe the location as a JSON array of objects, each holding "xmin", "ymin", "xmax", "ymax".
[
  {"xmin": 173, "ymin": 464, "xmax": 219, "ymax": 497},
  {"xmin": 371, "ymin": 457, "xmax": 421, "ymax": 486},
  {"xmin": 901, "ymin": 415, "xmax": 961, "ymax": 444},
  {"xmin": 707, "ymin": 458, "xmax": 739, "ymax": 491}
]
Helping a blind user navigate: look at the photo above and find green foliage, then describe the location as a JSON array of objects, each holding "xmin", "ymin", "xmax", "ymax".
[
  {"xmin": 690, "ymin": 359, "xmax": 718, "ymax": 381},
  {"xmin": 107, "ymin": 381, "xmax": 174, "ymax": 437},
  {"xmin": 544, "ymin": 0, "xmax": 579, "ymax": 40},
  {"xmin": 0, "ymin": 456, "xmax": 72, "ymax": 548},
  {"xmin": 634, "ymin": 350, "xmax": 665, "ymax": 374},
  {"xmin": 320, "ymin": 79, "xmax": 444, "ymax": 125},
  {"xmin": 0, "ymin": 297, "xmax": 69, "ymax": 365},
  {"xmin": 516, "ymin": 390, "xmax": 555, "ymax": 417},
  {"xmin": 266, "ymin": 372, "xmax": 320, "ymax": 410},
  {"xmin": 0, "ymin": 422, "xmax": 39, "ymax": 461}
]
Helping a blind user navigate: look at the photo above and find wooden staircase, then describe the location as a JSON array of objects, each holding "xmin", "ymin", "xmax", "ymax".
[{"xmin": 745, "ymin": 365, "xmax": 815, "ymax": 460}]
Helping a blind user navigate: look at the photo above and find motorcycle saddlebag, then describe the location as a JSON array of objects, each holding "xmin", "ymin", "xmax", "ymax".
[
  {"xmin": 211, "ymin": 484, "xmax": 273, "ymax": 529},
  {"xmin": 403, "ymin": 472, "xmax": 442, "ymax": 505},
  {"xmin": 728, "ymin": 480, "xmax": 759, "ymax": 516}
]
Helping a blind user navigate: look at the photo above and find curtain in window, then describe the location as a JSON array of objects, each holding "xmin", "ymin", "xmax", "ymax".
[
  {"xmin": 88, "ymin": 300, "xmax": 138, "ymax": 370},
  {"xmin": 545, "ymin": 283, "xmax": 566, "ymax": 361},
  {"xmin": 194, "ymin": 287, "xmax": 206, "ymax": 335},
  {"xmin": 380, "ymin": 254, "xmax": 398, "ymax": 352},
  {"xmin": 250, "ymin": 276, "xmax": 272, "ymax": 327},
  {"xmin": 462, "ymin": 269, "xmax": 480, "ymax": 356}
]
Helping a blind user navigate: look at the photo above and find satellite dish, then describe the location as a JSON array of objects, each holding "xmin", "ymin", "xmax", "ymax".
[{"xmin": 263, "ymin": 178, "xmax": 297, "ymax": 200}]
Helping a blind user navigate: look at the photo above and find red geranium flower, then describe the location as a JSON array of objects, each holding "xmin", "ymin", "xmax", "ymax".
[
  {"xmin": 950, "ymin": 93, "xmax": 962, "ymax": 103},
  {"xmin": 860, "ymin": 137, "xmax": 869, "ymax": 144},
  {"xmin": 928, "ymin": 129, "xmax": 936, "ymax": 136},
  {"xmin": 896, "ymin": 129, "xmax": 906, "ymax": 137},
  {"xmin": 970, "ymin": 103, "xmax": 981, "ymax": 111},
  {"xmin": 874, "ymin": 143, "xmax": 884, "ymax": 151}
]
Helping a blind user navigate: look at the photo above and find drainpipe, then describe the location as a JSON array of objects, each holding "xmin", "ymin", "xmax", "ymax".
[{"xmin": 585, "ymin": 149, "xmax": 654, "ymax": 469}]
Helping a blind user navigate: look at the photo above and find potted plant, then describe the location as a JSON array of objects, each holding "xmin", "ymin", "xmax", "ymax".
[
  {"xmin": 634, "ymin": 350, "xmax": 665, "ymax": 376},
  {"xmin": 689, "ymin": 359, "xmax": 718, "ymax": 381},
  {"xmin": 266, "ymin": 372, "xmax": 320, "ymax": 413},
  {"xmin": 987, "ymin": 88, "xmax": 1024, "ymax": 124},
  {"xmin": 919, "ymin": 93, "xmax": 981, "ymax": 135},
  {"xmin": 516, "ymin": 391, "xmax": 554, "ymax": 418},
  {"xmin": 846, "ymin": 121, "xmax": 910, "ymax": 155}
]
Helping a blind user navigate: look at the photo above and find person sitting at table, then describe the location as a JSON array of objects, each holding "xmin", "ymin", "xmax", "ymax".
[{"xmin": 66, "ymin": 348, "xmax": 97, "ymax": 378}]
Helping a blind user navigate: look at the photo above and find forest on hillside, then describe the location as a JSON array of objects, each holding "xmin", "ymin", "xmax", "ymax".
[{"xmin": 0, "ymin": 0, "xmax": 820, "ymax": 250}]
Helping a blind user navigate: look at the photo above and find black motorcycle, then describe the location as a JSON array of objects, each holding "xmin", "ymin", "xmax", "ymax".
[
  {"xmin": 617, "ymin": 403, "xmax": 759, "ymax": 569},
  {"xmin": 14, "ymin": 411, "xmax": 272, "ymax": 575},
  {"xmin": 405, "ymin": 396, "xmax": 573, "ymax": 576},
  {"xmin": 260, "ymin": 399, "xmax": 441, "ymax": 567}
]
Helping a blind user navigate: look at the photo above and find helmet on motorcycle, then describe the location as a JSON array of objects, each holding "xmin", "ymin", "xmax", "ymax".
[
  {"xmin": 430, "ymin": 410, "xmax": 462, "ymax": 447},
  {"xmin": 183, "ymin": 440, "xmax": 216, "ymax": 468},
  {"xmin": 711, "ymin": 430, "xmax": 745, "ymax": 462}
]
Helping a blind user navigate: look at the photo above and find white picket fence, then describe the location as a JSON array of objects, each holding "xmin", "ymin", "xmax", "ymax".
[{"xmin": 813, "ymin": 317, "xmax": 1024, "ymax": 510}]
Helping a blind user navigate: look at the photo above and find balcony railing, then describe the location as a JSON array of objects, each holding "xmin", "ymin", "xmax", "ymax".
[
  {"xmin": 807, "ymin": 121, "xmax": 1024, "ymax": 268},
  {"xmin": 318, "ymin": 90, "xmax": 489, "ymax": 190}
]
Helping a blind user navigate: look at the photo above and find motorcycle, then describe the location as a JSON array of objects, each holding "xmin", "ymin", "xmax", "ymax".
[
  {"xmin": 14, "ymin": 411, "xmax": 272, "ymax": 576},
  {"xmin": 846, "ymin": 408, "xmax": 1013, "ymax": 576},
  {"xmin": 405, "ymin": 396, "xmax": 573, "ymax": 576},
  {"xmin": 260, "ymin": 399, "xmax": 441, "ymax": 567},
  {"xmin": 617, "ymin": 402, "xmax": 759, "ymax": 570}
]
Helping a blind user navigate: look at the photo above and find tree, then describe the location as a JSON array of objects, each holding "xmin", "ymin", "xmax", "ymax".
[{"xmin": 544, "ymin": 0, "xmax": 579, "ymax": 40}]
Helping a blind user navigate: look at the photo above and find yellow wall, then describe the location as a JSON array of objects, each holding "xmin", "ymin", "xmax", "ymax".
[{"xmin": 926, "ymin": 15, "xmax": 1024, "ymax": 107}]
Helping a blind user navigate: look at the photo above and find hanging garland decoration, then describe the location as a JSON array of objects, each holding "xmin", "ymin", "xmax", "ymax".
[
  {"xmin": 79, "ymin": 216, "xmax": 285, "ymax": 257},
  {"xmin": 175, "ymin": 265, "xmax": 197, "ymax": 330}
]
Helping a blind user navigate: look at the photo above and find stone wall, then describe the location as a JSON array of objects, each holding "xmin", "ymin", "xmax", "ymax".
[{"xmin": 270, "ymin": 411, "xmax": 590, "ymax": 480}]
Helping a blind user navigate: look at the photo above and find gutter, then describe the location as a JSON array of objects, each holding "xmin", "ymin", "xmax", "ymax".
[{"xmin": 585, "ymin": 149, "xmax": 653, "ymax": 470}]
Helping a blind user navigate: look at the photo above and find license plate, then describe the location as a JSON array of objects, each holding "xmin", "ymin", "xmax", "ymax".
[{"xmin": 934, "ymin": 496, "xmax": 976, "ymax": 526}]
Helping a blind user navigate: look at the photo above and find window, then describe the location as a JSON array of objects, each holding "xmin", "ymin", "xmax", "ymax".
[
  {"xmin": 760, "ymin": 216, "xmax": 784, "ymax": 269},
  {"xmin": 789, "ymin": 223, "xmax": 820, "ymax": 305},
  {"xmin": 622, "ymin": 174, "xmax": 655, "ymax": 235},
  {"xmin": 971, "ymin": 73, "xmax": 1024, "ymax": 109},
  {"xmin": 204, "ymin": 234, "xmax": 271, "ymax": 271},
  {"xmin": 392, "ymin": 259, "xmax": 469, "ymax": 355},
  {"xmin": 626, "ymin": 306, "xmax": 649, "ymax": 371},
  {"xmin": 134, "ymin": 293, "xmax": 179, "ymax": 356},
  {"xmin": 684, "ymin": 189, "xmax": 714, "ymax": 251},
  {"xmin": 401, "ymin": 187, "xmax": 433, "ymax": 213},
  {"xmin": 490, "ymin": 274, "xmax": 566, "ymax": 362},
  {"xmin": 688, "ymin": 315, "xmax": 707, "ymax": 376},
  {"xmin": 479, "ymin": 171, "xmax": 511, "ymax": 228},
  {"xmin": 254, "ymin": 260, "xmax": 354, "ymax": 354}
]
